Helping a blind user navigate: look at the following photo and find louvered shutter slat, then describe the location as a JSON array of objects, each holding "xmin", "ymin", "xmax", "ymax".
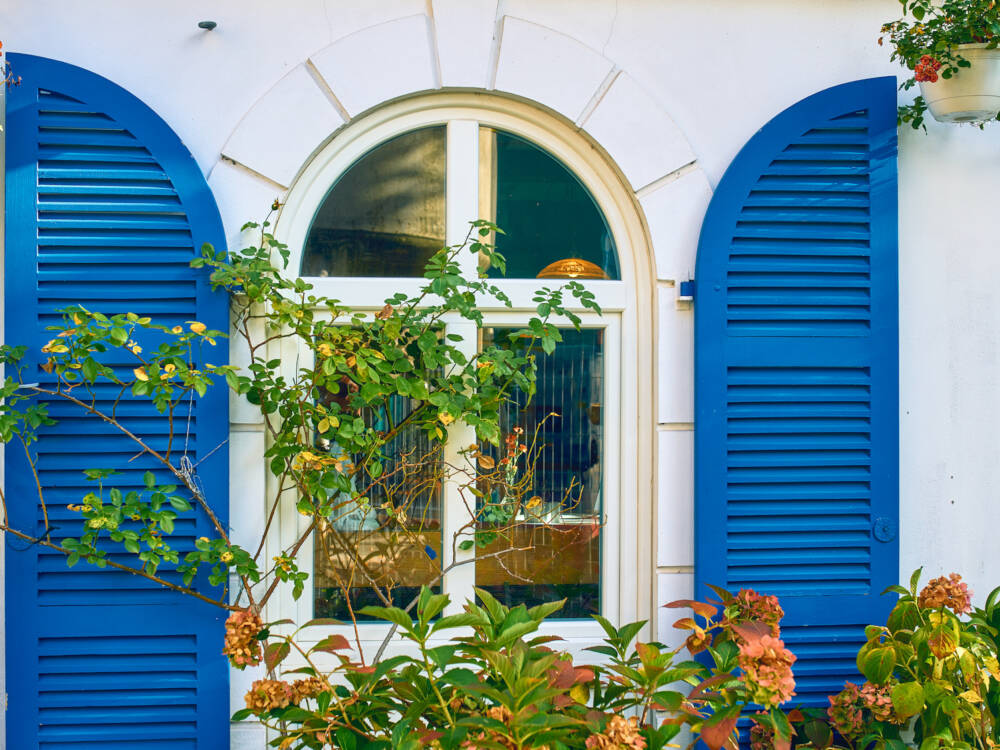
[
  {"xmin": 6, "ymin": 53, "xmax": 229, "ymax": 749},
  {"xmin": 695, "ymin": 77, "xmax": 898, "ymax": 713}
]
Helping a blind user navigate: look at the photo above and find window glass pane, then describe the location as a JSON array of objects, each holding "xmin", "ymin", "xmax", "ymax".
[
  {"xmin": 476, "ymin": 327, "xmax": 604, "ymax": 618},
  {"xmin": 302, "ymin": 126, "xmax": 446, "ymax": 277},
  {"xmin": 481, "ymin": 129, "xmax": 619, "ymax": 280},
  {"xmin": 313, "ymin": 392, "xmax": 443, "ymax": 620}
]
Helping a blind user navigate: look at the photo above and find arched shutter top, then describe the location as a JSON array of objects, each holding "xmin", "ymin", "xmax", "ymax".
[
  {"xmin": 697, "ymin": 77, "xmax": 897, "ymax": 338},
  {"xmin": 8, "ymin": 53, "xmax": 222, "ymax": 245}
]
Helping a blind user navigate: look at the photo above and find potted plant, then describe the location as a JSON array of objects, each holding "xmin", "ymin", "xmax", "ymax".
[{"xmin": 881, "ymin": 0, "xmax": 1000, "ymax": 128}]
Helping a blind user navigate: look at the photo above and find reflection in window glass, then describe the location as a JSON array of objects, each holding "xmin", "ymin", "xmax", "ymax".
[
  {"xmin": 313, "ymin": 391, "xmax": 443, "ymax": 620},
  {"xmin": 481, "ymin": 129, "xmax": 619, "ymax": 280},
  {"xmin": 476, "ymin": 327, "xmax": 603, "ymax": 618},
  {"xmin": 302, "ymin": 127, "xmax": 447, "ymax": 278}
]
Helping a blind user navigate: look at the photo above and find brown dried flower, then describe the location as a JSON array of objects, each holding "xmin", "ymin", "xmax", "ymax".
[
  {"xmin": 918, "ymin": 573, "xmax": 973, "ymax": 615},
  {"xmin": 291, "ymin": 676, "xmax": 330, "ymax": 704},
  {"xmin": 244, "ymin": 679, "xmax": 294, "ymax": 714},
  {"xmin": 462, "ymin": 706, "xmax": 545, "ymax": 750},
  {"xmin": 223, "ymin": 608, "xmax": 263, "ymax": 668},
  {"xmin": 585, "ymin": 715, "xmax": 647, "ymax": 750}
]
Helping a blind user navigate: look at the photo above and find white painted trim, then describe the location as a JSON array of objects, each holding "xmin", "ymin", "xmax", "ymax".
[
  {"xmin": 297, "ymin": 278, "xmax": 628, "ymax": 313},
  {"xmin": 0, "ymin": 48, "xmax": 7, "ymax": 742}
]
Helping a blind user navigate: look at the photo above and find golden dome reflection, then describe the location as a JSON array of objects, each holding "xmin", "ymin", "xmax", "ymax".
[{"xmin": 535, "ymin": 258, "xmax": 609, "ymax": 280}]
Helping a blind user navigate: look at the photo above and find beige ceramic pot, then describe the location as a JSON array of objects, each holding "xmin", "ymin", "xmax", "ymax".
[{"xmin": 919, "ymin": 43, "xmax": 1000, "ymax": 123}]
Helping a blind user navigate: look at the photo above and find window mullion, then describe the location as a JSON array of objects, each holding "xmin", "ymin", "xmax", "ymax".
[
  {"xmin": 440, "ymin": 320, "xmax": 478, "ymax": 613},
  {"xmin": 439, "ymin": 121, "xmax": 481, "ymax": 612},
  {"xmin": 446, "ymin": 120, "xmax": 480, "ymax": 278}
]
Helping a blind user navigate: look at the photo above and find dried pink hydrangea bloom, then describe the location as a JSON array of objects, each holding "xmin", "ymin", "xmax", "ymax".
[
  {"xmin": 738, "ymin": 634, "xmax": 796, "ymax": 706},
  {"xmin": 223, "ymin": 609, "xmax": 263, "ymax": 668},
  {"xmin": 918, "ymin": 573, "xmax": 973, "ymax": 615},
  {"xmin": 244, "ymin": 679, "xmax": 294, "ymax": 714},
  {"xmin": 291, "ymin": 676, "xmax": 330, "ymax": 704},
  {"xmin": 828, "ymin": 682, "xmax": 865, "ymax": 739},
  {"xmin": 585, "ymin": 716, "xmax": 647, "ymax": 750},
  {"xmin": 860, "ymin": 681, "xmax": 901, "ymax": 724}
]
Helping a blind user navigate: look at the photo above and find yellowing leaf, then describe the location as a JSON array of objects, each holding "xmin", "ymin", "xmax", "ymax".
[
  {"xmin": 317, "ymin": 418, "xmax": 330, "ymax": 433},
  {"xmin": 526, "ymin": 496, "xmax": 543, "ymax": 509},
  {"xmin": 438, "ymin": 411, "xmax": 455, "ymax": 426},
  {"xmin": 477, "ymin": 453, "xmax": 495, "ymax": 469},
  {"xmin": 133, "ymin": 367, "xmax": 149, "ymax": 381},
  {"xmin": 570, "ymin": 683, "xmax": 589, "ymax": 704},
  {"xmin": 189, "ymin": 321, "xmax": 207, "ymax": 334},
  {"xmin": 986, "ymin": 656, "xmax": 1000, "ymax": 679},
  {"xmin": 959, "ymin": 688, "xmax": 983, "ymax": 704},
  {"xmin": 72, "ymin": 313, "xmax": 83, "ymax": 325}
]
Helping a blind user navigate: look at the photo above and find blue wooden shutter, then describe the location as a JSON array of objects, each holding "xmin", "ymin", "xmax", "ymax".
[
  {"xmin": 5, "ymin": 54, "xmax": 229, "ymax": 749},
  {"xmin": 694, "ymin": 78, "xmax": 898, "ymax": 707}
]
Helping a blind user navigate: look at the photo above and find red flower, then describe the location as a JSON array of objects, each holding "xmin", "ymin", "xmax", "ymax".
[{"xmin": 915, "ymin": 54, "xmax": 942, "ymax": 83}]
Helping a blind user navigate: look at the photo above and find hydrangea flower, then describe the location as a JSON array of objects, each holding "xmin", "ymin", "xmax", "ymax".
[
  {"xmin": 223, "ymin": 608, "xmax": 263, "ymax": 668},
  {"xmin": 918, "ymin": 572, "xmax": 972, "ymax": 615},
  {"xmin": 725, "ymin": 589, "xmax": 785, "ymax": 638},
  {"xmin": 585, "ymin": 715, "xmax": 647, "ymax": 750},
  {"xmin": 738, "ymin": 634, "xmax": 796, "ymax": 706},
  {"xmin": 244, "ymin": 679, "xmax": 294, "ymax": 714}
]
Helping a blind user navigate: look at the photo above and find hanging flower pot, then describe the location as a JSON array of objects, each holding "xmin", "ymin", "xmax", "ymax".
[
  {"xmin": 880, "ymin": 0, "xmax": 1000, "ymax": 130},
  {"xmin": 918, "ymin": 43, "xmax": 1000, "ymax": 123}
]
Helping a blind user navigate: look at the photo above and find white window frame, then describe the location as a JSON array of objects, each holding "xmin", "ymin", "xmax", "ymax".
[{"xmin": 262, "ymin": 93, "xmax": 653, "ymax": 651}]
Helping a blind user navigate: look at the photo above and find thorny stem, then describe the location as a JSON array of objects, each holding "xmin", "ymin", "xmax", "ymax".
[
  {"xmin": 0, "ymin": 523, "xmax": 239, "ymax": 610},
  {"xmin": 19, "ymin": 434, "xmax": 49, "ymax": 532}
]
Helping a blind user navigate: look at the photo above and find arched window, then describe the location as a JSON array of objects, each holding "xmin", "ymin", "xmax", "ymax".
[{"xmin": 272, "ymin": 95, "xmax": 650, "ymax": 645}]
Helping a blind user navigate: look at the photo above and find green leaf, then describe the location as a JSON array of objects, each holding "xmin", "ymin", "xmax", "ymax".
[
  {"xmin": 169, "ymin": 496, "xmax": 192, "ymax": 512},
  {"xmin": 860, "ymin": 646, "xmax": 896, "ymax": 684},
  {"xmin": 358, "ymin": 605, "xmax": 412, "ymax": 630},
  {"xmin": 892, "ymin": 681, "xmax": 925, "ymax": 718},
  {"xmin": 335, "ymin": 728, "xmax": 358, "ymax": 750},
  {"xmin": 430, "ymin": 613, "xmax": 481, "ymax": 634},
  {"xmin": 81, "ymin": 358, "xmax": 98, "ymax": 382}
]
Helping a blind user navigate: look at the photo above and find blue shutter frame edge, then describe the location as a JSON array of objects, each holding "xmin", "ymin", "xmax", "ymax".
[
  {"xmin": 5, "ymin": 53, "xmax": 230, "ymax": 748},
  {"xmin": 694, "ymin": 76, "xmax": 899, "ymax": 618}
]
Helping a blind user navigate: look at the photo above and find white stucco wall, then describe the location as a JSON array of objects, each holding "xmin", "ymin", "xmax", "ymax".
[{"xmin": 4, "ymin": 0, "xmax": 1000, "ymax": 733}]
